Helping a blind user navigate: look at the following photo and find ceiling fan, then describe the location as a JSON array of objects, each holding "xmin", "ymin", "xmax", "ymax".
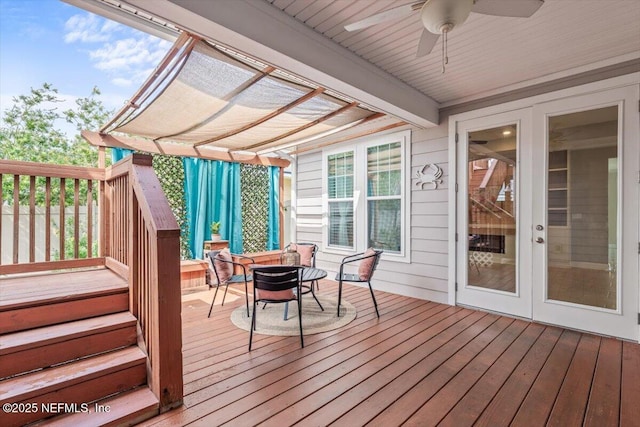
[{"xmin": 345, "ymin": 0, "xmax": 544, "ymax": 71}]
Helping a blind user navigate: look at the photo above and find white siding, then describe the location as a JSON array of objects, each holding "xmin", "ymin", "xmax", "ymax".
[{"xmin": 293, "ymin": 122, "xmax": 451, "ymax": 304}]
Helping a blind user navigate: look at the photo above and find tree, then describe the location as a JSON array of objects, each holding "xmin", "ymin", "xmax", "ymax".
[{"xmin": 0, "ymin": 83, "xmax": 112, "ymax": 204}]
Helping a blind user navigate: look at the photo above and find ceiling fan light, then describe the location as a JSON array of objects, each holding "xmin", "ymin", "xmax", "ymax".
[{"xmin": 420, "ymin": 0, "xmax": 473, "ymax": 34}]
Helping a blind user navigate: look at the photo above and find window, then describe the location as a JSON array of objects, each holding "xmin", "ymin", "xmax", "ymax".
[
  {"xmin": 367, "ymin": 143, "xmax": 402, "ymax": 251},
  {"xmin": 323, "ymin": 130, "xmax": 410, "ymax": 262},
  {"xmin": 327, "ymin": 151, "xmax": 354, "ymax": 249}
]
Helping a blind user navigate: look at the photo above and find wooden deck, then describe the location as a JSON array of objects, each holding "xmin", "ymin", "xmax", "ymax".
[
  {"xmin": 141, "ymin": 280, "xmax": 639, "ymax": 427},
  {"xmin": 0, "ymin": 268, "xmax": 127, "ymax": 310}
]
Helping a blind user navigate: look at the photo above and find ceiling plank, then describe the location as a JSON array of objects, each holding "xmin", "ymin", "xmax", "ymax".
[{"xmin": 82, "ymin": 131, "xmax": 290, "ymax": 167}]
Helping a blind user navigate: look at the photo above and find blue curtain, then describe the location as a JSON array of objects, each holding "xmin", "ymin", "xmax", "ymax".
[
  {"xmin": 267, "ymin": 166, "xmax": 280, "ymax": 250},
  {"xmin": 111, "ymin": 147, "xmax": 133, "ymax": 163},
  {"xmin": 183, "ymin": 158, "xmax": 243, "ymax": 258}
]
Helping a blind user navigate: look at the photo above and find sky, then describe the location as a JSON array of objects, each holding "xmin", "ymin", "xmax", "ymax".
[{"xmin": 0, "ymin": 0, "xmax": 172, "ymax": 135}]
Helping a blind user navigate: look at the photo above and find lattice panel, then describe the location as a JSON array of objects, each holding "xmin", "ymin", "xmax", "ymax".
[
  {"xmin": 240, "ymin": 164, "xmax": 269, "ymax": 253},
  {"xmin": 152, "ymin": 155, "xmax": 191, "ymax": 259}
]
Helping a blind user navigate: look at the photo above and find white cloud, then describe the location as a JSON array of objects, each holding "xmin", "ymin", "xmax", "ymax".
[
  {"xmin": 64, "ymin": 13, "xmax": 121, "ymax": 43},
  {"xmin": 64, "ymin": 13, "xmax": 171, "ymax": 89},
  {"xmin": 111, "ymin": 77, "xmax": 132, "ymax": 87}
]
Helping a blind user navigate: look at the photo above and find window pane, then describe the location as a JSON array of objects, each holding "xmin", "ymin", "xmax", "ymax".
[
  {"xmin": 368, "ymin": 142, "xmax": 401, "ymax": 196},
  {"xmin": 329, "ymin": 201, "xmax": 353, "ymax": 248},
  {"xmin": 368, "ymin": 199, "xmax": 401, "ymax": 252},
  {"xmin": 547, "ymin": 106, "xmax": 618, "ymax": 310},
  {"xmin": 328, "ymin": 152, "xmax": 354, "ymax": 199}
]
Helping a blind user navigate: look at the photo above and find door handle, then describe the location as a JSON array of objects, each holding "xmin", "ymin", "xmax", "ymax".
[{"xmin": 535, "ymin": 237, "xmax": 544, "ymax": 243}]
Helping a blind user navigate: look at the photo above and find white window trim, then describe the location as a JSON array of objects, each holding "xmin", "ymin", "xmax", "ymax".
[{"xmin": 322, "ymin": 130, "xmax": 411, "ymax": 263}]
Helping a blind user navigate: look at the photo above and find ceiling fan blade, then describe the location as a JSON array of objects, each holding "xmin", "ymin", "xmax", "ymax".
[
  {"xmin": 416, "ymin": 29, "xmax": 440, "ymax": 57},
  {"xmin": 344, "ymin": 1, "xmax": 425, "ymax": 32},
  {"xmin": 472, "ymin": 0, "xmax": 544, "ymax": 18}
]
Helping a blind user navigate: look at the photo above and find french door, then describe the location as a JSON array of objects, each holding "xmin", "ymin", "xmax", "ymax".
[
  {"xmin": 531, "ymin": 88, "xmax": 638, "ymax": 340},
  {"xmin": 456, "ymin": 109, "xmax": 533, "ymax": 319},
  {"xmin": 456, "ymin": 86, "xmax": 639, "ymax": 340}
]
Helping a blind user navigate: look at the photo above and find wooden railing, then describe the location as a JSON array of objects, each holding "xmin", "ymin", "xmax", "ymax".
[
  {"xmin": 1, "ymin": 155, "xmax": 183, "ymax": 411},
  {"xmin": 105, "ymin": 154, "xmax": 183, "ymax": 411},
  {"xmin": 0, "ymin": 160, "xmax": 105, "ymax": 274}
]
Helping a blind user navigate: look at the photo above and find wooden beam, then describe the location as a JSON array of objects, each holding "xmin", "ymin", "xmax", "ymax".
[
  {"xmin": 161, "ymin": 65, "xmax": 276, "ymax": 141},
  {"xmin": 194, "ymin": 87, "xmax": 325, "ymax": 147},
  {"xmin": 240, "ymin": 101, "xmax": 360, "ymax": 151},
  {"xmin": 0, "ymin": 258, "xmax": 105, "ymax": 275},
  {"xmin": 0, "ymin": 160, "xmax": 105, "ymax": 180},
  {"xmin": 82, "ymin": 131, "xmax": 290, "ymax": 167},
  {"xmin": 291, "ymin": 121, "xmax": 408, "ymax": 155},
  {"xmin": 261, "ymin": 112, "xmax": 389, "ymax": 155}
]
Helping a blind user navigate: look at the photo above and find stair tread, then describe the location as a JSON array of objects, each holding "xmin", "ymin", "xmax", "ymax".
[
  {"xmin": 42, "ymin": 386, "xmax": 159, "ymax": 427},
  {"xmin": 0, "ymin": 312, "xmax": 136, "ymax": 355},
  {"xmin": 0, "ymin": 269, "xmax": 127, "ymax": 311},
  {"xmin": 0, "ymin": 346, "xmax": 146, "ymax": 402}
]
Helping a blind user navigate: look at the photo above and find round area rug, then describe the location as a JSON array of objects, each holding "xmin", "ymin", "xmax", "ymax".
[{"xmin": 230, "ymin": 294, "xmax": 356, "ymax": 336}]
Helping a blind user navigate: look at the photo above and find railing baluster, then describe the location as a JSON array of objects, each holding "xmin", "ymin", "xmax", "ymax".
[
  {"xmin": 29, "ymin": 176, "xmax": 36, "ymax": 262},
  {"xmin": 45, "ymin": 177, "xmax": 51, "ymax": 262},
  {"xmin": 87, "ymin": 180, "xmax": 93, "ymax": 258},
  {"xmin": 13, "ymin": 175, "xmax": 19, "ymax": 264},
  {"xmin": 74, "ymin": 179, "xmax": 80, "ymax": 259},
  {"xmin": 59, "ymin": 178, "xmax": 65, "ymax": 260}
]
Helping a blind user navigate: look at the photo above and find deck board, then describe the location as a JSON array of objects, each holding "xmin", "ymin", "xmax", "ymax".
[
  {"xmin": 0, "ymin": 268, "xmax": 127, "ymax": 309},
  {"xmin": 140, "ymin": 279, "xmax": 640, "ymax": 427}
]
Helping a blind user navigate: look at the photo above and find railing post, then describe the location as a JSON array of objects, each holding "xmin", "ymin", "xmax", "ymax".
[
  {"xmin": 128, "ymin": 154, "xmax": 183, "ymax": 411},
  {"xmin": 154, "ymin": 233, "xmax": 183, "ymax": 411}
]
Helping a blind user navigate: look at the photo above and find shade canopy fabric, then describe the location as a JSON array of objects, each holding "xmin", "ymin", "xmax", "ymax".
[{"xmin": 102, "ymin": 33, "xmax": 381, "ymax": 157}]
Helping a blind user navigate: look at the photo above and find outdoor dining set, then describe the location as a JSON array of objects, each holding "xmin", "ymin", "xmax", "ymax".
[{"xmin": 205, "ymin": 243, "xmax": 382, "ymax": 350}]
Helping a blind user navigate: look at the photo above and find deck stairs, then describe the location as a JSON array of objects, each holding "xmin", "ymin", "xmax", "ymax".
[
  {"xmin": 468, "ymin": 161, "xmax": 514, "ymax": 233},
  {"xmin": 0, "ymin": 268, "xmax": 159, "ymax": 426}
]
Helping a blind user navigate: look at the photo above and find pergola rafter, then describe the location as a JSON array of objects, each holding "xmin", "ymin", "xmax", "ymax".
[{"xmin": 91, "ymin": 33, "xmax": 385, "ymax": 160}]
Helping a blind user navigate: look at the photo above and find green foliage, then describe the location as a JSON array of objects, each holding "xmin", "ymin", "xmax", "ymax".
[
  {"xmin": 240, "ymin": 164, "xmax": 270, "ymax": 253},
  {"xmin": 210, "ymin": 221, "xmax": 221, "ymax": 234},
  {"xmin": 0, "ymin": 83, "xmax": 112, "ymax": 205},
  {"xmin": 151, "ymin": 154, "xmax": 191, "ymax": 259}
]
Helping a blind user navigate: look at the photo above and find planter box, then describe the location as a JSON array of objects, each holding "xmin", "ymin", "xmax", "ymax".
[
  {"xmin": 180, "ymin": 260, "xmax": 209, "ymax": 292},
  {"xmin": 234, "ymin": 250, "xmax": 282, "ymax": 274}
]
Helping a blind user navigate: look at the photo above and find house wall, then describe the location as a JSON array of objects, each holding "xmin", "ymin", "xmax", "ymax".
[
  {"xmin": 293, "ymin": 73, "xmax": 638, "ymax": 323},
  {"xmin": 294, "ymin": 120, "xmax": 451, "ymax": 304}
]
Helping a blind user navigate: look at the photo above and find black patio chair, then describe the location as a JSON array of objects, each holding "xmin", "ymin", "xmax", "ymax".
[
  {"xmin": 250, "ymin": 265, "xmax": 304, "ymax": 351},
  {"xmin": 335, "ymin": 249, "xmax": 383, "ymax": 318},
  {"xmin": 207, "ymin": 249, "xmax": 254, "ymax": 318}
]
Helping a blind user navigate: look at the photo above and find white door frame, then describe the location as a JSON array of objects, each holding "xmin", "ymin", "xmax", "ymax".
[
  {"xmin": 454, "ymin": 109, "xmax": 533, "ymax": 319},
  {"xmin": 531, "ymin": 86, "xmax": 639, "ymax": 340},
  {"xmin": 448, "ymin": 75, "xmax": 639, "ymax": 341}
]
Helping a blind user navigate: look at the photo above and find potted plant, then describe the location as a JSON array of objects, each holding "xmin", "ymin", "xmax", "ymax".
[{"xmin": 210, "ymin": 221, "xmax": 221, "ymax": 241}]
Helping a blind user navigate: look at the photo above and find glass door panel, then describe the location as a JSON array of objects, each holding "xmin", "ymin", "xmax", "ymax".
[
  {"xmin": 467, "ymin": 126, "xmax": 517, "ymax": 293},
  {"xmin": 546, "ymin": 106, "xmax": 618, "ymax": 309},
  {"xmin": 532, "ymin": 85, "xmax": 638, "ymax": 340},
  {"xmin": 456, "ymin": 110, "xmax": 532, "ymax": 319}
]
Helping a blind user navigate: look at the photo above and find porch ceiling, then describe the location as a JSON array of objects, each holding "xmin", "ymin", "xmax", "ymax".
[{"xmin": 70, "ymin": 0, "xmax": 640, "ymax": 157}]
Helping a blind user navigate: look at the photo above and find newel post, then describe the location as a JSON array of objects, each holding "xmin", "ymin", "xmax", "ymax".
[
  {"xmin": 154, "ymin": 230, "xmax": 183, "ymax": 411},
  {"xmin": 129, "ymin": 154, "xmax": 183, "ymax": 411}
]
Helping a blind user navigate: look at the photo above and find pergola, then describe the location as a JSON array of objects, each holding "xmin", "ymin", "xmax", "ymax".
[{"xmin": 83, "ymin": 32, "xmax": 407, "ymax": 167}]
